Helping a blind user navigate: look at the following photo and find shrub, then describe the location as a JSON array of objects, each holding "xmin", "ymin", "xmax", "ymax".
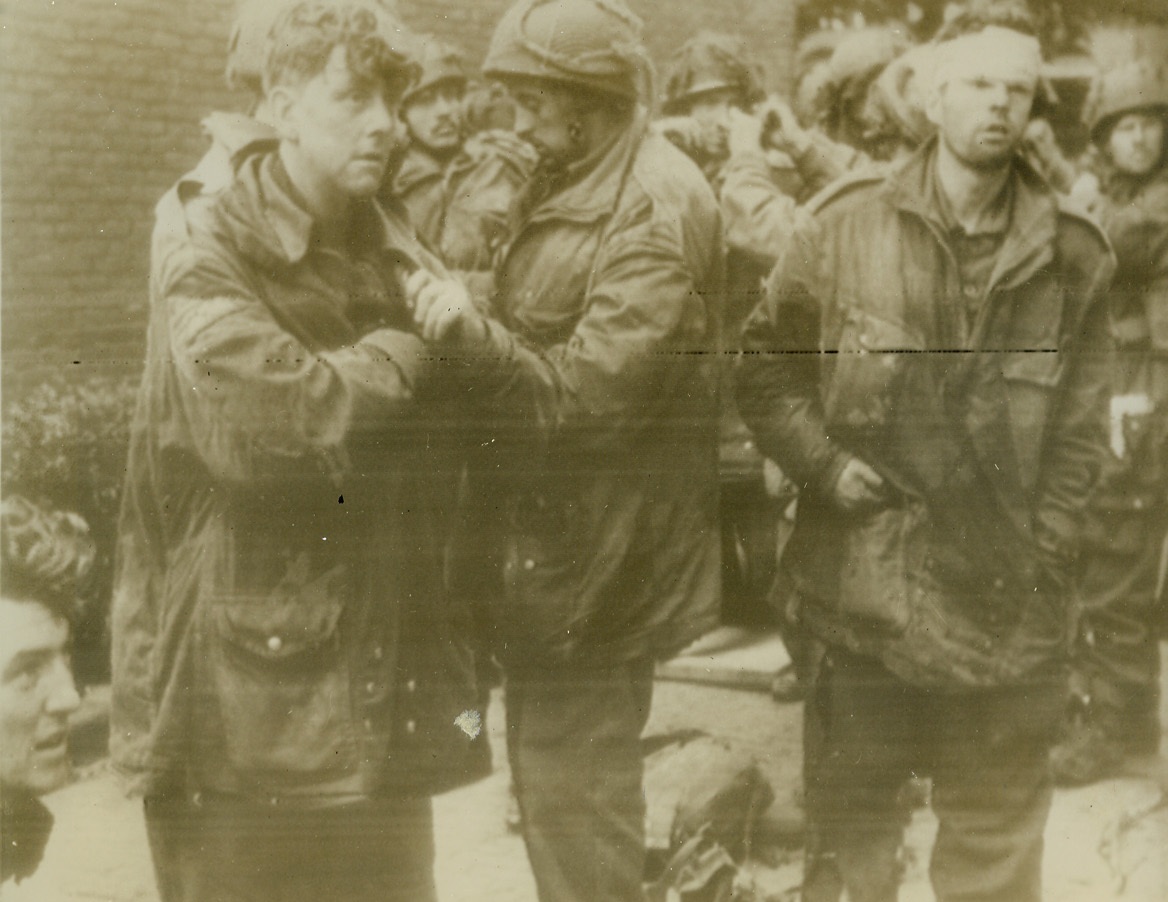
[{"xmin": 2, "ymin": 374, "xmax": 138, "ymax": 685}]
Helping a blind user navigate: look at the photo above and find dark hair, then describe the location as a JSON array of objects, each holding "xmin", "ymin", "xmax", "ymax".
[
  {"xmin": 263, "ymin": 0, "xmax": 419, "ymax": 99},
  {"xmin": 1, "ymin": 496, "xmax": 94, "ymax": 622},
  {"xmin": 933, "ymin": 0, "xmax": 1037, "ymax": 42}
]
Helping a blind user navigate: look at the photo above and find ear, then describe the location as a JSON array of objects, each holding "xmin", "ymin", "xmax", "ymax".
[{"xmin": 267, "ymin": 84, "xmax": 302, "ymax": 143}]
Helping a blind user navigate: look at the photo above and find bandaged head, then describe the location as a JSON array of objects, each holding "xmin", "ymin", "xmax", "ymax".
[{"xmin": 924, "ymin": 25, "xmax": 1041, "ymax": 123}]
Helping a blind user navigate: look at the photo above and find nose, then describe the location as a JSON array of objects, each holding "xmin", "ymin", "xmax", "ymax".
[
  {"xmin": 366, "ymin": 93, "xmax": 395, "ymax": 137},
  {"xmin": 44, "ymin": 657, "xmax": 81, "ymax": 717},
  {"xmin": 988, "ymin": 82, "xmax": 1010, "ymax": 109},
  {"xmin": 435, "ymin": 94, "xmax": 460, "ymax": 118}
]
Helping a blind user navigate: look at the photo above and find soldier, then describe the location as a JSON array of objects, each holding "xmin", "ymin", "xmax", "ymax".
[
  {"xmin": 406, "ymin": 1, "xmax": 723, "ymax": 898},
  {"xmin": 1, "ymin": 498, "xmax": 88, "ymax": 885},
  {"xmin": 1051, "ymin": 60, "xmax": 1168, "ymax": 785},
  {"xmin": 737, "ymin": 15, "xmax": 1112, "ymax": 902},
  {"xmin": 390, "ymin": 36, "xmax": 536, "ymax": 271},
  {"xmin": 110, "ymin": 4, "xmax": 486, "ymax": 901}
]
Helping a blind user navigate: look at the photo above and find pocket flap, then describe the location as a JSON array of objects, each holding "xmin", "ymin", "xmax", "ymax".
[{"xmin": 213, "ymin": 596, "xmax": 343, "ymax": 660}]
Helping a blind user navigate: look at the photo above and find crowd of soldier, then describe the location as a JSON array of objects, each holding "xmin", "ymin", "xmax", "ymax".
[{"xmin": 2, "ymin": 1, "xmax": 1165, "ymax": 901}]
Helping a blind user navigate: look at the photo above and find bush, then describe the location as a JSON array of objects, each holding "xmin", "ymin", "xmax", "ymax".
[{"xmin": 2, "ymin": 374, "xmax": 138, "ymax": 685}]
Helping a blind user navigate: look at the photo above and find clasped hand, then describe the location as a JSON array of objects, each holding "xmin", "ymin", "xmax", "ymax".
[{"xmin": 406, "ymin": 270, "xmax": 488, "ymax": 345}]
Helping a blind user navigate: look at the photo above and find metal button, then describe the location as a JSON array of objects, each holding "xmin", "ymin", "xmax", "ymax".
[
  {"xmin": 1134, "ymin": 498, "xmax": 1145, "ymax": 510},
  {"xmin": 406, "ymin": 719, "xmax": 417, "ymax": 734},
  {"xmin": 267, "ymin": 635, "xmax": 283, "ymax": 653},
  {"xmin": 364, "ymin": 718, "xmax": 373, "ymax": 732},
  {"xmin": 366, "ymin": 681, "xmax": 376, "ymax": 694},
  {"xmin": 372, "ymin": 646, "xmax": 384, "ymax": 661},
  {"xmin": 963, "ymin": 285, "xmax": 979, "ymax": 299},
  {"xmin": 743, "ymin": 440, "xmax": 753, "ymax": 451},
  {"xmin": 523, "ymin": 559, "xmax": 535, "ymax": 571},
  {"xmin": 406, "ymin": 679, "xmax": 417, "ymax": 692},
  {"xmin": 992, "ymin": 578, "xmax": 1005, "ymax": 591}
]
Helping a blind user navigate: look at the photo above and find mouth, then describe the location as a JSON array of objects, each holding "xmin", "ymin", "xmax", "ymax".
[{"xmin": 34, "ymin": 731, "xmax": 68, "ymax": 754}]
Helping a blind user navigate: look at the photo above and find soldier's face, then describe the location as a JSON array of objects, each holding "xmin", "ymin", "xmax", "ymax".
[
  {"xmin": 402, "ymin": 82, "xmax": 465, "ymax": 155},
  {"xmin": 1107, "ymin": 111, "xmax": 1165, "ymax": 178},
  {"xmin": 685, "ymin": 88, "xmax": 740, "ymax": 134},
  {"xmin": 935, "ymin": 74, "xmax": 1034, "ymax": 171},
  {"xmin": 276, "ymin": 45, "xmax": 399, "ymax": 199},
  {"xmin": 507, "ymin": 80, "xmax": 584, "ymax": 165},
  {"xmin": 0, "ymin": 598, "xmax": 80, "ymax": 796}
]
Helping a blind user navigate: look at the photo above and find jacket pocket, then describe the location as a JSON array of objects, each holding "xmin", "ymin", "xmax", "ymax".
[
  {"xmin": 496, "ymin": 492, "xmax": 584, "ymax": 662},
  {"xmin": 1001, "ymin": 351, "xmax": 1063, "ymax": 493},
  {"xmin": 823, "ymin": 308, "xmax": 921, "ymax": 434},
  {"xmin": 835, "ymin": 505, "xmax": 914, "ymax": 636},
  {"xmin": 204, "ymin": 565, "xmax": 356, "ymax": 780}
]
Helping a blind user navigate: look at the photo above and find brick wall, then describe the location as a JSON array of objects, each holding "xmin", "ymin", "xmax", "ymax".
[{"xmin": 1, "ymin": 0, "xmax": 796, "ymax": 398}]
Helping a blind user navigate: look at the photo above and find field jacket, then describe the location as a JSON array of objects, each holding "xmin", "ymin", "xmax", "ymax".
[
  {"xmin": 737, "ymin": 141, "xmax": 1114, "ymax": 689},
  {"xmin": 111, "ymin": 133, "xmax": 485, "ymax": 802},
  {"xmin": 456, "ymin": 111, "xmax": 724, "ymax": 667}
]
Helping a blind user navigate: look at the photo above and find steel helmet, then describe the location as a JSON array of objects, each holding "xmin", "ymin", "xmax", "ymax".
[
  {"xmin": 661, "ymin": 32, "xmax": 765, "ymax": 115},
  {"xmin": 401, "ymin": 37, "xmax": 468, "ymax": 105},
  {"xmin": 1083, "ymin": 59, "xmax": 1168, "ymax": 145},
  {"xmin": 482, "ymin": 0, "xmax": 650, "ymax": 103}
]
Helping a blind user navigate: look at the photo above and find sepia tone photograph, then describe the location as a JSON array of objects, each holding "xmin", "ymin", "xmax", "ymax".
[{"xmin": 1, "ymin": 0, "xmax": 1166, "ymax": 900}]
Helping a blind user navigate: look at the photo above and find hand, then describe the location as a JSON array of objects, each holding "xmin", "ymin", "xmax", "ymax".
[
  {"xmin": 757, "ymin": 97, "xmax": 811, "ymax": 158},
  {"xmin": 407, "ymin": 270, "xmax": 487, "ymax": 345},
  {"xmin": 832, "ymin": 457, "xmax": 887, "ymax": 512}
]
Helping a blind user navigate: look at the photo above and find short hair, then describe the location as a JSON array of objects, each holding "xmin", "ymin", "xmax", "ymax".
[
  {"xmin": 262, "ymin": 0, "xmax": 419, "ymax": 100},
  {"xmin": 1, "ymin": 496, "xmax": 94, "ymax": 622}
]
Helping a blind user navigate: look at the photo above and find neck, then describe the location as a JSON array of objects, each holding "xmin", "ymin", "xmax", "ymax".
[
  {"xmin": 278, "ymin": 142, "xmax": 354, "ymax": 237},
  {"xmin": 935, "ymin": 139, "xmax": 1012, "ymax": 231}
]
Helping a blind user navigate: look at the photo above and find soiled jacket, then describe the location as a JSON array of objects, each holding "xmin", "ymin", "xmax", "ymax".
[
  {"xmin": 1091, "ymin": 165, "xmax": 1168, "ymax": 510},
  {"xmin": 737, "ymin": 142, "xmax": 1114, "ymax": 689},
  {"xmin": 459, "ymin": 111, "xmax": 724, "ymax": 666},
  {"xmin": 111, "ymin": 131, "xmax": 485, "ymax": 802},
  {"xmin": 391, "ymin": 130, "xmax": 536, "ymax": 271}
]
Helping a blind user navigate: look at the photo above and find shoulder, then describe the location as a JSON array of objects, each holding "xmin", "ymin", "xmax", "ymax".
[
  {"xmin": 1054, "ymin": 192, "xmax": 1114, "ymax": 275},
  {"xmin": 805, "ymin": 168, "xmax": 887, "ymax": 218},
  {"xmin": 628, "ymin": 131, "xmax": 719, "ymax": 224}
]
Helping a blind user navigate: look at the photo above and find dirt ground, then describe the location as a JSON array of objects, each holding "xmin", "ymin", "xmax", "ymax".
[{"xmin": 3, "ymin": 649, "xmax": 1166, "ymax": 902}]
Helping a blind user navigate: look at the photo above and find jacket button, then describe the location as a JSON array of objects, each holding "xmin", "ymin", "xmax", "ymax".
[
  {"xmin": 406, "ymin": 679, "xmax": 417, "ymax": 692},
  {"xmin": 406, "ymin": 719, "xmax": 417, "ymax": 734},
  {"xmin": 366, "ymin": 681, "xmax": 377, "ymax": 694},
  {"xmin": 364, "ymin": 718, "xmax": 373, "ymax": 732},
  {"xmin": 963, "ymin": 284, "xmax": 979, "ymax": 299},
  {"xmin": 372, "ymin": 646, "xmax": 384, "ymax": 661},
  {"xmin": 267, "ymin": 635, "xmax": 283, "ymax": 653},
  {"xmin": 524, "ymin": 559, "xmax": 536, "ymax": 571},
  {"xmin": 992, "ymin": 578, "xmax": 1005, "ymax": 591}
]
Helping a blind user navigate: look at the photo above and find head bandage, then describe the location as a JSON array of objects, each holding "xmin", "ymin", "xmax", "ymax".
[{"xmin": 928, "ymin": 26, "xmax": 1041, "ymax": 94}]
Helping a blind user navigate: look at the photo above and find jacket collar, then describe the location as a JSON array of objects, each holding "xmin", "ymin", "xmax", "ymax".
[
  {"xmin": 883, "ymin": 137, "xmax": 1057, "ymax": 292},
  {"xmin": 222, "ymin": 150, "xmax": 429, "ymax": 272},
  {"xmin": 178, "ymin": 112, "xmax": 278, "ymax": 200},
  {"xmin": 525, "ymin": 106, "xmax": 648, "ymax": 226},
  {"xmin": 391, "ymin": 144, "xmax": 448, "ymax": 195}
]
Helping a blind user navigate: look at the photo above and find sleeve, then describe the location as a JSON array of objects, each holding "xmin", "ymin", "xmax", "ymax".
[
  {"xmin": 734, "ymin": 208, "xmax": 851, "ymax": 496},
  {"xmin": 719, "ymin": 149, "xmax": 800, "ymax": 270},
  {"xmin": 1031, "ymin": 248, "xmax": 1116, "ymax": 586},
  {"xmin": 162, "ymin": 241, "xmax": 427, "ymax": 487},
  {"xmin": 466, "ymin": 202, "xmax": 720, "ymax": 451}
]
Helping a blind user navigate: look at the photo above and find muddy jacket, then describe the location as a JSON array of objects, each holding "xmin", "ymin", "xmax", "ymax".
[
  {"xmin": 391, "ymin": 130, "xmax": 536, "ymax": 271},
  {"xmin": 737, "ymin": 142, "xmax": 1114, "ymax": 689},
  {"xmin": 111, "ymin": 131, "xmax": 486, "ymax": 802},
  {"xmin": 1089, "ymin": 165, "xmax": 1168, "ymax": 511},
  {"xmin": 458, "ymin": 111, "xmax": 723, "ymax": 666}
]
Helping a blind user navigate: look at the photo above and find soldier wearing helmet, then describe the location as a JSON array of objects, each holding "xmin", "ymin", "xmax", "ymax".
[
  {"xmin": 389, "ymin": 36, "xmax": 536, "ymax": 271},
  {"xmin": 405, "ymin": 2, "xmax": 722, "ymax": 899},
  {"xmin": 1051, "ymin": 59, "xmax": 1168, "ymax": 786}
]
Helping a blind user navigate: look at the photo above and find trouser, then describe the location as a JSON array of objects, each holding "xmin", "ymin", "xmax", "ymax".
[
  {"xmin": 506, "ymin": 657, "xmax": 654, "ymax": 902},
  {"xmin": 1071, "ymin": 497, "xmax": 1166, "ymax": 749},
  {"xmin": 144, "ymin": 792, "xmax": 436, "ymax": 902},
  {"xmin": 802, "ymin": 649, "xmax": 1063, "ymax": 902}
]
